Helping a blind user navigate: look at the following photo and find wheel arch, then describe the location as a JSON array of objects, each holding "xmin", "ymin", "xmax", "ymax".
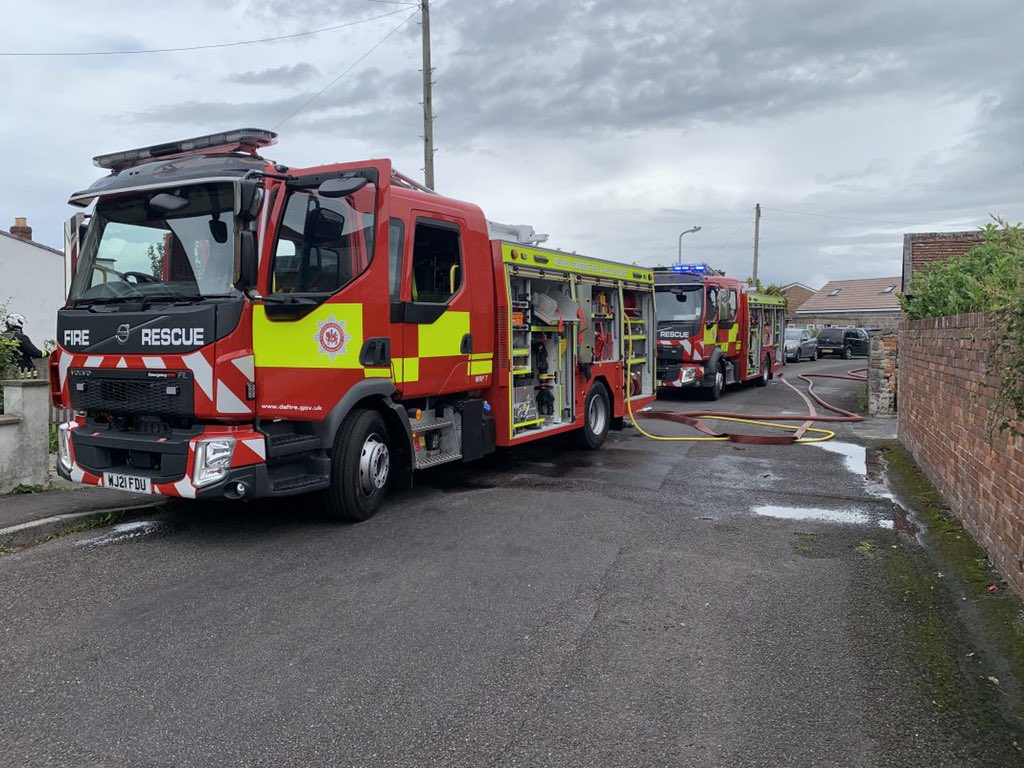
[{"xmin": 316, "ymin": 380, "xmax": 413, "ymax": 469}]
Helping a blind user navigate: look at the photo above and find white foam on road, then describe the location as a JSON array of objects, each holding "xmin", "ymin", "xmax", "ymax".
[
  {"xmin": 754, "ymin": 505, "xmax": 891, "ymax": 528},
  {"xmin": 809, "ymin": 441, "xmax": 867, "ymax": 476}
]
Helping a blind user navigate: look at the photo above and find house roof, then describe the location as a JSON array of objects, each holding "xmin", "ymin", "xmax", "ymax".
[
  {"xmin": 781, "ymin": 281, "xmax": 816, "ymax": 292},
  {"xmin": 0, "ymin": 229, "xmax": 62, "ymax": 257},
  {"xmin": 795, "ymin": 276, "xmax": 902, "ymax": 314}
]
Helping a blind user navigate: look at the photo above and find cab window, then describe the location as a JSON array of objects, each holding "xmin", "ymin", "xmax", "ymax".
[
  {"xmin": 720, "ymin": 289, "xmax": 738, "ymax": 323},
  {"xmin": 411, "ymin": 220, "xmax": 461, "ymax": 304},
  {"xmin": 270, "ymin": 186, "xmax": 376, "ymax": 295},
  {"xmin": 388, "ymin": 218, "xmax": 405, "ymax": 302}
]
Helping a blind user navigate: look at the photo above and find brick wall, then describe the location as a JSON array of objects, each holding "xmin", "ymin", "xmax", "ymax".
[
  {"xmin": 868, "ymin": 332, "xmax": 897, "ymax": 416},
  {"xmin": 902, "ymin": 231, "xmax": 984, "ymax": 294},
  {"xmin": 898, "ymin": 313, "xmax": 1024, "ymax": 598}
]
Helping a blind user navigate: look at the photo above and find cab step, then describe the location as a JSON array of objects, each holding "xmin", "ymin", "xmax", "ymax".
[
  {"xmin": 271, "ymin": 474, "xmax": 329, "ymax": 495},
  {"xmin": 265, "ymin": 431, "xmax": 321, "ymax": 459}
]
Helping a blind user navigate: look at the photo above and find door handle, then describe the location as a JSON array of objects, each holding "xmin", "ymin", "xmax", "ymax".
[{"xmin": 460, "ymin": 333, "xmax": 473, "ymax": 354}]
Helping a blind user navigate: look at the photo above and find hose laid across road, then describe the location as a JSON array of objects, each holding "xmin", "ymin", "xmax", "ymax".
[{"xmin": 627, "ymin": 367, "xmax": 867, "ymax": 445}]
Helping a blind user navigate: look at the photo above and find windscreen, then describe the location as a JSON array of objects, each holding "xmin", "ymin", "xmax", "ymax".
[
  {"xmin": 785, "ymin": 328, "xmax": 802, "ymax": 340},
  {"xmin": 655, "ymin": 286, "xmax": 704, "ymax": 323},
  {"xmin": 69, "ymin": 183, "xmax": 237, "ymax": 303}
]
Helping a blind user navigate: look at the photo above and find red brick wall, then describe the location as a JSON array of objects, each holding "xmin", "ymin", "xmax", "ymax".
[
  {"xmin": 899, "ymin": 313, "xmax": 1024, "ymax": 598},
  {"xmin": 902, "ymin": 231, "xmax": 984, "ymax": 294}
]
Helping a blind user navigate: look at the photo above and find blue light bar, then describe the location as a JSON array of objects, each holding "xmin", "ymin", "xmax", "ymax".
[{"xmin": 672, "ymin": 263, "xmax": 708, "ymax": 274}]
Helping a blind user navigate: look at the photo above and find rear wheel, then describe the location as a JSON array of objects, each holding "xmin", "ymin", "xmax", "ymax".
[
  {"xmin": 323, "ymin": 409, "xmax": 391, "ymax": 522},
  {"xmin": 576, "ymin": 382, "xmax": 610, "ymax": 450},
  {"xmin": 843, "ymin": 346, "xmax": 853, "ymax": 360}
]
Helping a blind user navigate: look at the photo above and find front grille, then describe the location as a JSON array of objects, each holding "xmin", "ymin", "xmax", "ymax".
[{"xmin": 69, "ymin": 369, "xmax": 194, "ymax": 417}]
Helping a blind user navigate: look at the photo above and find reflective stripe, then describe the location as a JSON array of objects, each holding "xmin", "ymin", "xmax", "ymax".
[
  {"xmin": 253, "ymin": 304, "xmax": 363, "ymax": 369},
  {"xmin": 364, "ymin": 368, "xmax": 391, "ymax": 379},
  {"xmin": 418, "ymin": 311, "xmax": 470, "ymax": 358},
  {"xmin": 469, "ymin": 360, "xmax": 493, "ymax": 375},
  {"xmin": 394, "ymin": 357, "xmax": 419, "ymax": 383}
]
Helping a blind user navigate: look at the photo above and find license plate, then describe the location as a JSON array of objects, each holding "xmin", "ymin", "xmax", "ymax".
[
  {"xmin": 103, "ymin": 472, "xmax": 152, "ymax": 494},
  {"xmin": 819, "ymin": 348, "xmax": 833, "ymax": 354}
]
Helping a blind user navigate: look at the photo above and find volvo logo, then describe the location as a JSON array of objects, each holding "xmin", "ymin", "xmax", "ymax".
[{"xmin": 115, "ymin": 323, "xmax": 131, "ymax": 344}]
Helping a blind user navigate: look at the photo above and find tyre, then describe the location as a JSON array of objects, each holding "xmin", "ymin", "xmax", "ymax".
[
  {"xmin": 843, "ymin": 346, "xmax": 853, "ymax": 360},
  {"xmin": 811, "ymin": 347, "xmax": 818, "ymax": 361},
  {"xmin": 755, "ymin": 356, "xmax": 770, "ymax": 387},
  {"xmin": 576, "ymin": 381, "xmax": 611, "ymax": 450},
  {"xmin": 323, "ymin": 409, "xmax": 391, "ymax": 522},
  {"xmin": 705, "ymin": 362, "xmax": 724, "ymax": 401}
]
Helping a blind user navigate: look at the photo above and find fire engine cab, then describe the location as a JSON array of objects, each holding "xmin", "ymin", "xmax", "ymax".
[
  {"xmin": 654, "ymin": 264, "xmax": 785, "ymax": 399},
  {"xmin": 52, "ymin": 129, "xmax": 657, "ymax": 521}
]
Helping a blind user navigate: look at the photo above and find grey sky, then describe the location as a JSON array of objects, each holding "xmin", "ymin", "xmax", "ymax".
[{"xmin": 2, "ymin": 0, "xmax": 1022, "ymax": 289}]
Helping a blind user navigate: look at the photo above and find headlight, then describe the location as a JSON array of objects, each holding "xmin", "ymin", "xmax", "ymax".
[
  {"xmin": 57, "ymin": 422, "xmax": 75, "ymax": 471},
  {"xmin": 681, "ymin": 367, "xmax": 698, "ymax": 383},
  {"xmin": 193, "ymin": 437, "xmax": 236, "ymax": 488}
]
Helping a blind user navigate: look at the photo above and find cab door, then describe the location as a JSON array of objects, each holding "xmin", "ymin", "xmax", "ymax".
[{"xmin": 393, "ymin": 212, "xmax": 474, "ymax": 398}]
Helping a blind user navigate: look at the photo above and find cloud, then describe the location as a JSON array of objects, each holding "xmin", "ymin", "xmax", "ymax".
[
  {"xmin": 226, "ymin": 62, "xmax": 320, "ymax": 86},
  {"xmin": 3, "ymin": 0, "xmax": 1023, "ymax": 292}
]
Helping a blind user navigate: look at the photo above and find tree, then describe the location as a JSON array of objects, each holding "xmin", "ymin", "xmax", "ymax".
[{"xmin": 147, "ymin": 242, "xmax": 166, "ymax": 280}]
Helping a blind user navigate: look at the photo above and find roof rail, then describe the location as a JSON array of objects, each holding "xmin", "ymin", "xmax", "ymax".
[{"xmin": 391, "ymin": 170, "xmax": 438, "ymax": 195}]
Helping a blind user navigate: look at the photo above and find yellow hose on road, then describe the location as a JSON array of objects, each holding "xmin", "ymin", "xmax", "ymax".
[{"xmin": 624, "ymin": 333, "xmax": 839, "ymax": 444}]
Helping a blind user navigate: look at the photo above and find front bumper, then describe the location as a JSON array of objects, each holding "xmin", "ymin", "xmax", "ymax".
[
  {"xmin": 657, "ymin": 363, "xmax": 703, "ymax": 389},
  {"xmin": 57, "ymin": 421, "xmax": 271, "ymax": 501}
]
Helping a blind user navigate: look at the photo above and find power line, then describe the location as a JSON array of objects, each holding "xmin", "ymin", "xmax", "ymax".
[
  {"xmin": 0, "ymin": 8, "xmax": 410, "ymax": 57},
  {"xmin": 760, "ymin": 206, "xmax": 919, "ymax": 228},
  {"xmin": 274, "ymin": 9, "xmax": 418, "ymax": 130},
  {"xmin": 710, "ymin": 208, "xmax": 754, "ymax": 257}
]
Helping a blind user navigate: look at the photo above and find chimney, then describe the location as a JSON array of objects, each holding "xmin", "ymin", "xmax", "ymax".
[{"xmin": 10, "ymin": 217, "xmax": 32, "ymax": 241}]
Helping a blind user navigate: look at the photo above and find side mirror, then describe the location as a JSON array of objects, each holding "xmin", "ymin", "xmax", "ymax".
[
  {"xmin": 318, "ymin": 176, "xmax": 368, "ymax": 198},
  {"xmin": 237, "ymin": 231, "xmax": 257, "ymax": 290}
]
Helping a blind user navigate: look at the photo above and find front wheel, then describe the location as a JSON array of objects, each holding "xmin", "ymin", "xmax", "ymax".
[
  {"xmin": 843, "ymin": 346, "xmax": 853, "ymax": 360},
  {"xmin": 811, "ymin": 347, "xmax": 818, "ymax": 361},
  {"xmin": 705, "ymin": 363, "xmax": 724, "ymax": 401},
  {"xmin": 576, "ymin": 382, "xmax": 611, "ymax": 449},
  {"xmin": 755, "ymin": 356, "xmax": 770, "ymax": 387},
  {"xmin": 323, "ymin": 409, "xmax": 391, "ymax": 522}
]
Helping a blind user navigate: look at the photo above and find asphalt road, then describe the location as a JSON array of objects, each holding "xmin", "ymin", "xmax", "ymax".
[{"xmin": 0, "ymin": 356, "xmax": 1016, "ymax": 767}]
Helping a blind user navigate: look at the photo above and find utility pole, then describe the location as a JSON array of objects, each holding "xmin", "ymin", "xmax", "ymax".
[
  {"xmin": 752, "ymin": 202, "xmax": 761, "ymax": 284},
  {"xmin": 421, "ymin": 0, "xmax": 435, "ymax": 190}
]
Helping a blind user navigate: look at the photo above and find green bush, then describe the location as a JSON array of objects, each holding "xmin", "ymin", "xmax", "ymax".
[
  {"xmin": 901, "ymin": 220, "xmax": 1024, "ymax": 319},
  {"xmin": 900, "ymin": 220, "xmax": 1024, "ymax": 435}
]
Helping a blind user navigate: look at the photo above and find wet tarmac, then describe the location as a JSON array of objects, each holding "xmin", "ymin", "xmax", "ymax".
[{"xmin": 1, "ymin": 356, "xmax": 1021, "ymax": 767}]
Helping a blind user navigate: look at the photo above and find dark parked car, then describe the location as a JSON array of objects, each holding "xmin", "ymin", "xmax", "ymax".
[
  {"xmin": 784, "ymin": 327, "xmax": 817, "ymax": 362},
  {"xmin": 816, "ymin": 327, "xmax": 870, "ymax": 359}
]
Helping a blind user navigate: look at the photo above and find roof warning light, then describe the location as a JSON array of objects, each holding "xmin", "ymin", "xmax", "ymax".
[{"xmin": 93, "ymin": 128, "xmax": 278, "ymax": 172}]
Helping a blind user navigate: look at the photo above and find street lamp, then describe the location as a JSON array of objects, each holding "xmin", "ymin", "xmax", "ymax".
[{"xmin": 677, "ymin": 225, "xmax": 702, "ymax": 265}]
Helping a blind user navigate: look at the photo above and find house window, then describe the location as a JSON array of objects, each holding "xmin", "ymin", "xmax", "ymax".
[
  {"xmin": 827, "ymin": 288, "xmax": 842, "ymax": 297},
  {"xmin": 882, "ymin": 285, "xmax": 896, "ymax": 293}
]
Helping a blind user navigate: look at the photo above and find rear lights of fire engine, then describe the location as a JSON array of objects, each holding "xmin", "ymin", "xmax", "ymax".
[
  {"xmin": 57, "ymin": 422, "xmax": 76, "ymax": 472},
  {"xmin": 192, "ymin": 438, "xmax": 236, "ymax": 488}
]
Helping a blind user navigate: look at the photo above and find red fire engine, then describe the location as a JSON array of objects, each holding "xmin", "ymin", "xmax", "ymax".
[
  {"xmin": 52, "ymin": 129, "xmax": 657, "ymax": 521},
  {"xmin": 654, "ymin": 264, "xmax": 785, "ymax": 399}
]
